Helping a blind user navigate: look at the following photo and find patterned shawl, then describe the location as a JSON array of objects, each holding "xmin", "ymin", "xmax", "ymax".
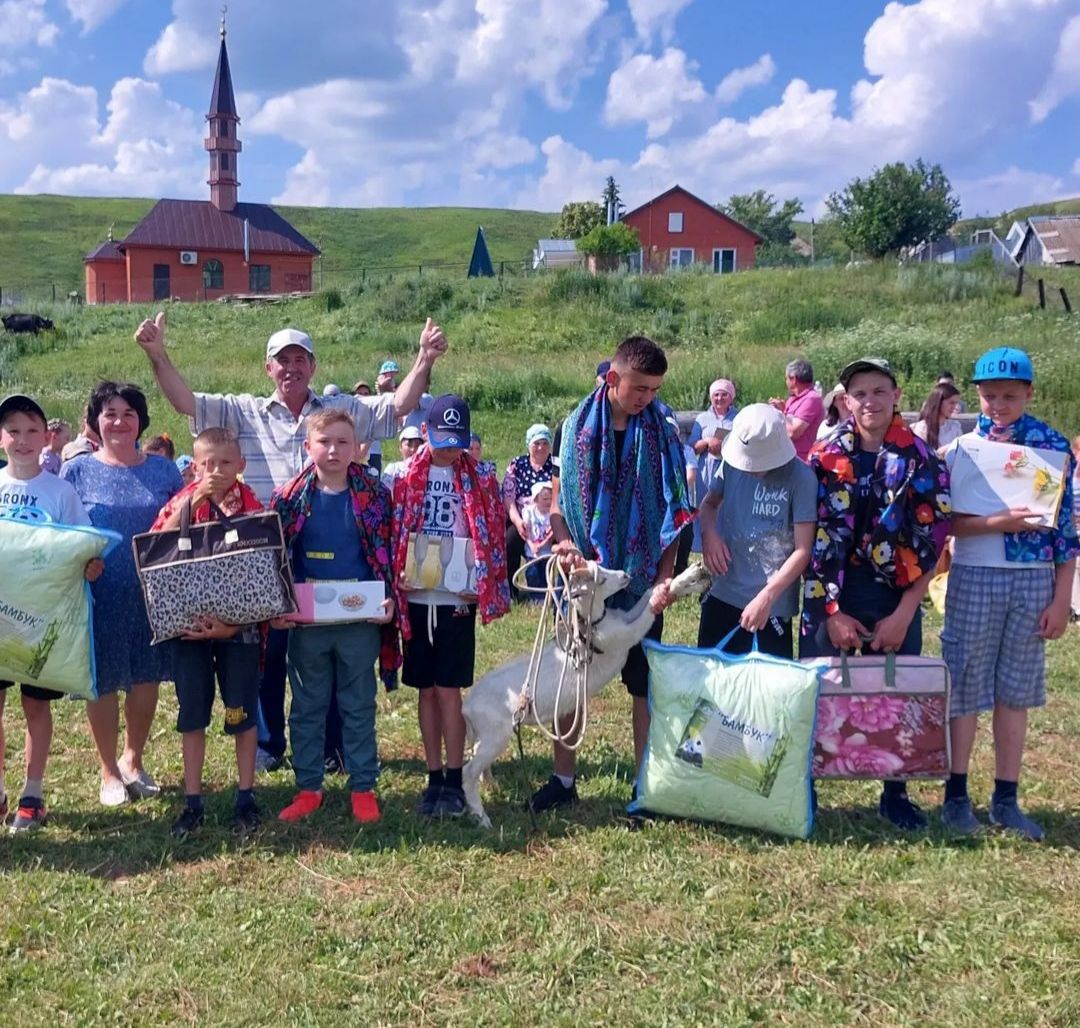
[
  {"xmin": 391, "ymin": 447, "xmax": 510, "ymax": 639},
  {"xmin": 802, "ymin": 415, "xmax": 951, "ymax": 635},
  {"xmin": 974, "ymin": 413, "xmax": 1079, "ymax": 565},
  {"xmin": 271, "ymin": 462, "xmax": 401, "ymax": 688},
  {"xmin": 559, "ymin": 386, "xmax": 693, "ymax": 596},
  {"xmin": 151, "ymin": 479, "xmax": 263, "ymax": 531}
]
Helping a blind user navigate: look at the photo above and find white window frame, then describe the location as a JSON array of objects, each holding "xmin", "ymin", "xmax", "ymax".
[
  {"xmin": 712, "ymin": 247, "xmax": 737, "ymax": 274},
  {"xmin": 669, "ymin": 247, "xmax": 694, "ymax": 268},
  {"xmin": 668, "ymin": 211, "xmax": 684, "ymax": 232}
]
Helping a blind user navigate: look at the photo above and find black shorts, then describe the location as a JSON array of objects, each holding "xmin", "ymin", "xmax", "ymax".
[
  {"xmin": 402, "ymin": 603, "xmax": 477, "ymax": 689},
  {"xmin": 697, "ymin": 596, "xmax": 793, "ymax": 659},
  {"xmin": 170, "ymin": 640, "xmax": 260, "ymax": 735},
  {"xmin": 0, "ymin": 680, "xmax": 63, "ymax": 702}
]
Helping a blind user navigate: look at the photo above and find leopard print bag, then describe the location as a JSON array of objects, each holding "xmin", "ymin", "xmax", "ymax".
[{"xmin": 133, "ymin": 503, "xmax": 297, "ymax": 644}]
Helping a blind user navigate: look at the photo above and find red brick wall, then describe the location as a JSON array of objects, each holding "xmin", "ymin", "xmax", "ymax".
[
  {"xmin": 125, "ymin": 248, "xmax": 315, "ymax": 302},
  {"xmin": 623, "ymin": 190, "xmax": 759, "ymax": 272},
  {"xmin": 84, "ymin": 261, "xmax": 128, "ymax": 304}
]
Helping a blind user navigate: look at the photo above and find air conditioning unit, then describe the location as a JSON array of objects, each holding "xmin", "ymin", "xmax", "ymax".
[{"xmin": 179, "ymin": 251, "xmax": 198, "ymax": 265}]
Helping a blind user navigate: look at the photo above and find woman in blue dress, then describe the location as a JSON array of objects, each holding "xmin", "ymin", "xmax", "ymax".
[{"xmin": 62, "ymin": 382, "xmax": 183, "ymax": 807}]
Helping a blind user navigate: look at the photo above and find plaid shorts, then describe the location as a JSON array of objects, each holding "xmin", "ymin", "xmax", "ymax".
[{"xmin": 940, "ymin": 564, "xmax": 1054, "ymax": 718}]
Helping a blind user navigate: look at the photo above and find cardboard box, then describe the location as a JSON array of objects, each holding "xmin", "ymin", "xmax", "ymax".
[{"xmin": 286, "ymin": 581, "xmax": 386, "ymax": 624}]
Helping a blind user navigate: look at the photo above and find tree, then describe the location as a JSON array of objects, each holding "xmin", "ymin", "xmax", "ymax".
[
  {"xmin": 576, "ymin": 221, "xmax": 640, "ymax": 258},
  {"xmin": 602, "ymin": 176, "xmax": 622, "ymax": 221},
  {"xmin": 718, "ymin": 190, "xmax": 803, "ymax": 246},
  {"xmin": 553, "ymin": 200, "xmax": 605, "ymax": 239},
  {"xmin": 826, "ymin": 160, "xmax": 961, "ymax": 258}
]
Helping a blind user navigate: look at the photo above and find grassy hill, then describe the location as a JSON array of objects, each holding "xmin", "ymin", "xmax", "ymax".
[
  {"xmin": 0, "ymin": 193, "xmax": 555, "ymax": 299},
  {"xmin": 3, "ymin": 263, "xmax": 1080, "ymax": 1023}
]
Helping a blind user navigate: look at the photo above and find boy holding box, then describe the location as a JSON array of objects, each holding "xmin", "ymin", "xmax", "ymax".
[
  {"xmin": 151, "ymin": 427, "xmax": 265, "ymax": 837},
  {"xmin": 0, "ymin": 394, "xmax": 103, "ymax": 832},
  {"xmin": 271, "ymin": 410, "xmax": 398, "ymax": 824},
  {"xmin": 940, "ymin": 347, "xmax": 1078, "ymax": 839}
]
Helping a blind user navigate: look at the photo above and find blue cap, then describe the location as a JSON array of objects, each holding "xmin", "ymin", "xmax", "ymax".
[
  {"xmin": 596, "ymin": 359, "xmax": 611, "ymax": 378},
  {"xmin": 972, "ymin": 347, "xmax": 1033, "ymax": 384},
  {"xmin": 378, "ymin": 360, "xmax": 400, "ymax": 375},
  {"xmin": 425, "ymin": 394, "xmax": 470, "ymax": 449},
  {"xmin": 176, "ymin": 454, "xmax": 194, "ymax": 472}
]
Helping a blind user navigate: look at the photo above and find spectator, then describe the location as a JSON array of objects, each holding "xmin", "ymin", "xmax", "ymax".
[
  {"xmin": 687, "ymin": 378, "xmax": 738, "ymax": 551},
  {"xmin": 367, "ymin": 361, "xmax": 400, "ymax": 474},
  {"xmin": 770, "ymin": 358, "xmax": 824, "ymax": 462},
  {"xmin": 322, "ymin": 383, "xmax": 341, "ymax": 397},
  {"xmin": 800, "ymin": 357, "xmax": 950, "ymax": 831},
  {"xmin": 817, "ymin": 384, "xmax": 846, "ymax": 441},
  {"xmin": 39, "ymin": 418, "xmax": 70, "ymax": 475},
  {"xmin": 176, "ymin": 453, "xmax": 196, "ymax": 486},
  {"xmin": 522, "ymin": 480, "xmax": 555, "ymax": 596},
  {"xmin": 1073, "ymin": 434, "xmax": 1080, "ymax": 622},
  {"xmin": 132, "ymin": 311, "xmax": 446, "ymax": 774},
  {"xmin": 61, "ymin": 411, "xmax": 101, "ymax": 463},
  {"xmin": 381, "ymin": 425, "xmax": 423, "ymax": 488},
  {"xmin": 61, "ymin": 382, "xmax": 184, "ymax": 807},
  {"xmin": 938, "ymin": 371, "xmax": 967, "ymax": 413},
  {"xmin": 353, "ymin": 380, "xmax": 372, "ymax": 397},
  {"xmin": 143, "ymin": 434, "xmax": 176, "ymax": 460},
  {"xmin": 912, "ymin": 382, "xmax": 962, "ymax": 453},
  {"xmin": 502, "ymin": 424, "xmax": 555, "ymax": 592},
  {"xmin": 469, "ymin": 432, "xmax": 497, "ymax": 477}
]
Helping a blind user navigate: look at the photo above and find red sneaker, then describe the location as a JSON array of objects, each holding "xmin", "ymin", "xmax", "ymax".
[
  {"xmin": 351, "ymin": 790, "xmax": 380, "ymax": 824},
  {"xmin": 278, "ymin": 789, "xmax": 324, "ymax": 822}
]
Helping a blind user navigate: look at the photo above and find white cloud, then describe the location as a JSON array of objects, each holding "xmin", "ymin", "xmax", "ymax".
[
  {"xmin": 715, "ymin": 53, "xmax": 776, "ymax": 105},
  {"xmin": 273, "ymin": 149, "xmax": 331, "ymax": 207},
  {"xmin": 144, "ymin": 19, "xmax": 218, "ymax": 75},
  {"xmin": 524, "ymin": 134, "xmax": 622, "ymax": 210},
  {"xmin": 64, "ymin": 0, "xmax": 129, "ymax": 32},
  {"xmin": 627, "ymin": 0, "xmax": 692, "ymax": 44},
  {"xmin": 1029, "ymin": 14, "xmax": 1080, "ymax": 122},
  {"xmin": 0, "ymin": 0, "xmax": 59, "ymax": 48},
  {"xmin": 605, "ymin": 48, "xmax": 706, "ymax": 138},
  {"xmin": 954, "ymin": 166, "xmax": 1068, "ymax": 216},
  {"xmin": 1073, "ymin": 158, "xmax": 1080, "ymax": 176}
]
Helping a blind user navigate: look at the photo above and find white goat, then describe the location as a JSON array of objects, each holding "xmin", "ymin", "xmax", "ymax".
[{"xmin": 462, "ymin": 561, "xmax": 712, "ymax": 827}]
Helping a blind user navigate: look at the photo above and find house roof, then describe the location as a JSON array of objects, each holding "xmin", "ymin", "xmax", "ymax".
[
  {"xmin": 538, "ymin": 239, "xmax": 578, "ymax": 252},
  {"xmin": 1027, "ymin": 215, "xmax": 1080, "ymax": 264},
  {"xmin": 84, "ymin": 239, "xmax": 124, "ymax": 262},
  {"xmin": 621, "ymin": 184, "xmax": 764, "ymax": 243},
  {"xmin": 209, "ymin": 37, "xmax": 238, "ymax": 118},
  {"xmin": 121, "ymin": 199, "xmax": 320, "ymax": 255}
]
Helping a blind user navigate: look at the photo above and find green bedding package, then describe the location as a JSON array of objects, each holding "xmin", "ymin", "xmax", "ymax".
[
  {"xmin": 0, "ymin": 508, "xmax": 119, "ymax": 699},
  {"xmin": 634, "ymin": 640, "xmax": 821, "ymax": 839}
]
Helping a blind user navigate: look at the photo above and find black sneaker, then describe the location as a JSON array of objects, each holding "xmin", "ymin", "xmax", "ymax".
[
  {"xmin": 527, "ymin": 775, "xmax": 578, "ymax": 813},
  {"xmin": 416, "ymin": 784, "xmax": 441, "ymax": 817},
  {"xmin": 879, "ymin": 789, "xmax": 928, "ymax": 831},
  {"xmin": 232, "ymin": 801, "xmax": 262, "ymax": 835},
  {"xmin": 171, "ymin": 805, "xmax": 205, "ymax": 839},
  {"xmin": 9, "ymin": 795, "xmax": 47, "ymax": 833},
  {"xmin": 432, "ymin": 786, "xmax": 466, "ymax": 819}
]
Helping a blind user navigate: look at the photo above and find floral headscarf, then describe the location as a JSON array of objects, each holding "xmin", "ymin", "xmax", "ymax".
[{"xmin": 802, "ymin": 415, "xmax": 951, "ymax": 635}]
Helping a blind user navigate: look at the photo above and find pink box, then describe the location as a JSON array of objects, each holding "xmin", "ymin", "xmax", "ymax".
[{"xmin": 286, "ymin": 581, "xmax": 386, "ymax": 624}]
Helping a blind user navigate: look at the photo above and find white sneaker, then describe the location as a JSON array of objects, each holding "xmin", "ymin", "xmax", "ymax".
[{"xmin": 100, "ymin": 778, "xmax": 129, "ymax": 807}]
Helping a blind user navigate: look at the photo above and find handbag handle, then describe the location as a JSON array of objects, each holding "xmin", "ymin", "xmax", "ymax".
[
  {"xmin": 716, "ymin": 626, "xmax": 759, "ymax": 655},
  {"xmin": 177, "ymin": 497, "xmax": 240, "ymax": 554},
  {"xmin": 839, "ymin": 649, "xmax": 897, "ymax": 689}
]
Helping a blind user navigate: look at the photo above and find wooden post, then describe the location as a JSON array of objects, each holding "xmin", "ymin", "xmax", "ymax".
[
  {"xmin": 52, "ymin": 283, "xmax": 56, "ymax": 302},
  {"xmin": 1061, "ymin": 287, "xmax": 1072, "ymax": 314},
  {"xmin": 1038, "ymin": 278, "xmax": 1046, "ymax": 309},
  {"xmin": 1014, "ymin": 266, "xmax": 1024, "ymax": 296}
]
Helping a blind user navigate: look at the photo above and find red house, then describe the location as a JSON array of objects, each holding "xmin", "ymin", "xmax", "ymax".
[
  {"xmin": 84, "ymin": 19, "xmax": 319, "ymax": 304},
  {"xmin": 621, "ymin": 185, "xmax": 761, "ymax": 274}
]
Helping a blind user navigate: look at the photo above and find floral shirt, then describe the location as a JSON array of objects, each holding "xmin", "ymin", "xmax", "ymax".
[{"xmin": 802, "ymin": 415, "xmax": 951, "ymax": 634}]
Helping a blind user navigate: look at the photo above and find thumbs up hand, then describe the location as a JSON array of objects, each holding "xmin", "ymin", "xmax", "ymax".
[
  {"xmin": 418, "ymin": 316, "xmax": 447, "ymax": 364},
  {"xmin": 134, "ymin": 310, "xmax": 167, "ymax": 359}
]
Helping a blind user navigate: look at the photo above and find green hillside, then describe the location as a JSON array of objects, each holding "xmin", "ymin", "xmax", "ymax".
[{"xmin": 0, "ymin": 193, "xmax": 555, "ymax": 299}]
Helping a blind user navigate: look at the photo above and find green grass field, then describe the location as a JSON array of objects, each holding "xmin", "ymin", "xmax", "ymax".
[
  {"xmin": 2, "ymin": 260, "xmax": 1080, "ymax": 1025},
  {"xmin": 0, "ymin": 194, "xmax": 555, "ymax": 298}
]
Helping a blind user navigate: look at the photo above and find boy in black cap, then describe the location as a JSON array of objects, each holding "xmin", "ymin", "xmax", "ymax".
[
  {"xmin": 391, "ymin": 395, "xmax": 509, "ymax": 817},
  {"xmin": 0, "ymin": 394, "xmax": 104, "ymax": 831}
]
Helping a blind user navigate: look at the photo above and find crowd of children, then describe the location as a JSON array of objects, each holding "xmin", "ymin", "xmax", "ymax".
[{"xmin": 1, "ymin": 338, "xmax": 1078, "ymax": 842}]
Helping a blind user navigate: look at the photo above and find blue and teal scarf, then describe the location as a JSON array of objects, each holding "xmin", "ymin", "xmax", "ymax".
[
  {"xmin": 560, "ymin": 386, "xmax": 693, "ymax": 596},
  {"xmin": 975, "ymin": 413, "xmax": 1079, "ymax": 565}
]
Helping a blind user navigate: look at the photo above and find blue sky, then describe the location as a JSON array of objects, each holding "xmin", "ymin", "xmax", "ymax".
[{"xmin": 1, "ymin": 0, "xmax": 1079, "ymax": 216}]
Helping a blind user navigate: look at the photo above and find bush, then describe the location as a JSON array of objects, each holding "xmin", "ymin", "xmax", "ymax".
[
  {"xmin": 322, "ymin": 287, "xmax": 344, "ymax": 312},
  {"xmin": 371, "ymin": 276, "xmax": 457, "ymax": 322}
]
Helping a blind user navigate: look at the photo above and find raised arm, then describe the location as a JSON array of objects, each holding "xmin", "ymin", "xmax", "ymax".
[
  {"xmin": 394, "ymin": 317, "xmax": 447, "ymax": 418},
  {"xmin": 134, "ymin": 311, "xmax": 196, "ymax": 418}
]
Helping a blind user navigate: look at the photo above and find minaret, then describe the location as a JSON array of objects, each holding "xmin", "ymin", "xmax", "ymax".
[{"xmin": 205, "ymin": 8, "xmax": 241, "ymax": 212}]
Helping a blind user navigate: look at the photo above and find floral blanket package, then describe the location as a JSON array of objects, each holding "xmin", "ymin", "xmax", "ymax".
[
  {"xmin": 808, "ymin": 653, "xmax": 950, "ymax": 780},
  {"xmin": 949, "ymin": 436, "xmax": 1068, "ymax": 528}
]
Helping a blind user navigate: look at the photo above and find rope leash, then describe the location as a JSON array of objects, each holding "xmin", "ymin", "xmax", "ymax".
[{"xmin": 510, "ymin": 554, "xmax": 598, "ymax": 751}]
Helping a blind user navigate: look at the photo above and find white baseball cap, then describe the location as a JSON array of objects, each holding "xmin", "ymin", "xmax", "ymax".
[
  {"xmin": 721, "ymin": 403, "xmax": 796, "ymax": 473},
  {"xmin": 266, "ymin": 328, "xmax": 315, "ymax": 360}
]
